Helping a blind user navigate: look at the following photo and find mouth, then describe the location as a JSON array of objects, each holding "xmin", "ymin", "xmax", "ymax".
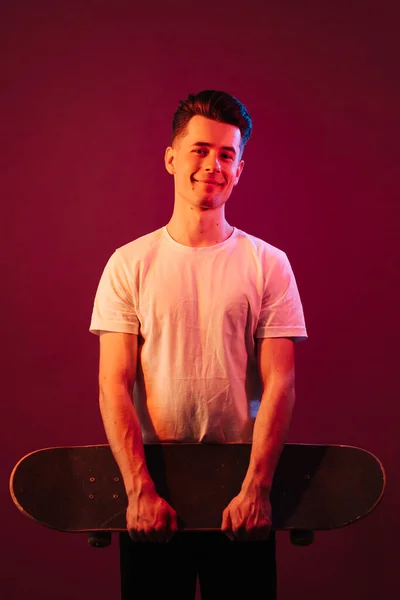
[{"xmin": 192, "ymin": 178, "xmax": 223, "ymax": 187}]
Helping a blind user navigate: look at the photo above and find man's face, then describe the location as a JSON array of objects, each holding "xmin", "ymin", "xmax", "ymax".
[{"xmin": 165, "ymin": 115, "xmax": 244, "ymax": 211}]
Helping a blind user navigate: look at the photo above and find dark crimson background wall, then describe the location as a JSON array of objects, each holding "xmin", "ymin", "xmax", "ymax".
[{"xmin": 2, "ymin": 1, "xmax": 399, "ymax": 599}]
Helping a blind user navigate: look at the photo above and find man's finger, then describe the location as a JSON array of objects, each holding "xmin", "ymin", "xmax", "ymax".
[
  {"xmin": 169, "ymin": 511, "xmax": 179, "ymax": 534},
  {"xmin": 144, "ymin": 526, "xmax": 163, "ymax": 543},
  {"xmin": 159, "ymin": 511, "xmax": 176, "ymax": 543},
  {"xmin": 221, "ymin": 510, "xmax": 234, "ymax": 541},
  {"xmin": 128, "ymin": 528, "xmax": 145, "ymax": 543},
  {"xmin": 128, "ymin": 529, "xmax": 138, "ymax": 542},
  {"xmin": 232, "ymin": 524, "xmax": 247, "ymax": 542}
]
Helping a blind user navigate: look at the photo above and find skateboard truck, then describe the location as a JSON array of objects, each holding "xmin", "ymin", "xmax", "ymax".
[{"xmin": 87, "ymin": 529, "xmax": 315, "ymax": 548}]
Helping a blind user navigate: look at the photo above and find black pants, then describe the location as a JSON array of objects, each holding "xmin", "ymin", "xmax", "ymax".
[{"xmin": 119, "ymin": 531, "xmax": 277, "ymax": 600}]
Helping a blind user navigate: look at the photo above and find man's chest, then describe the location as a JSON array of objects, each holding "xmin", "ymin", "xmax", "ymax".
[{"xmin": 133, "ymin": 254, "xmax": 263, "ymax": 336}]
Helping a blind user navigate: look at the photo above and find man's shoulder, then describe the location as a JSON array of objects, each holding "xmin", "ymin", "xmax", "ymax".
[
  {"xmin": 235, "ymin": 228, "xmax": 287, "ymax": 260},
  {"xmin": 116, "ymin": 227, "xmax": 165, "ymax": 260}
]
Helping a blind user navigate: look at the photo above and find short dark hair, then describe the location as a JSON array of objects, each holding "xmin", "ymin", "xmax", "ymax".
[{"xmin": 171, "ymin": 90, "xmax": 252, "ymax": 157}]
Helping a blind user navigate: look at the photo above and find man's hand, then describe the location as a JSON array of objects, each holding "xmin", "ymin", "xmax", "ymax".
[
  {"xmin": 221, "ymin": 482, "xmax": 272, "ymax": 542},
  {"xmin": 127, "ymin": 487, "xmax": 178, "ymax": 543},
  {"xmin": 220, "ymin": 338, "xmax": 295, "ymax": 542}
]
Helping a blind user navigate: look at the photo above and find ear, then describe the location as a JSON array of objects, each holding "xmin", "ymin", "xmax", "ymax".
[
  {"xmin": 233, "ymin": 159, "xmax": 245, "ymax": 186},
  {"xmin": 165, "ymin": 146, "xmax": 176, "ymax": 175}
]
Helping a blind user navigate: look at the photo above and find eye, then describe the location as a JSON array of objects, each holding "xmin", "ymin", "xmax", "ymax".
[
  {"xmin": 221, "ymin": 153, "xmax": 234, "ymax": 161},
  {"xmin": 192, "ymin": 148, "xmax": 207, "ymax": 155}
]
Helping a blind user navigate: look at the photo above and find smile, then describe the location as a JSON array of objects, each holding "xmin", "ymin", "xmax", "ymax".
[{"xmin": 193, "ymin": 179, "xmax": 223, "ymax": 187}]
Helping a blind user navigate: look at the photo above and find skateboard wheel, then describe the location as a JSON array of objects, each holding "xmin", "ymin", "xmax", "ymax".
[
  {"xmin": 88, "ymin": 532, "xmax": 112, "ymax": 548},
  {"xmin": 290, "ymin": 530, "xmax": 314, "ymax": 546}
]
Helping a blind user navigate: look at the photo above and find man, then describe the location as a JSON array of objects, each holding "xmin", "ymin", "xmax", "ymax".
[{"xmin": 90, "ymin": 90, "xmax": 307, "ymax": 599}]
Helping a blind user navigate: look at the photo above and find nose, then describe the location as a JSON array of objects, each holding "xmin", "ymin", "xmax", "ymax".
[{"xmin": 204, "ymin": 153, "xmax": 221, "ymax": 173}]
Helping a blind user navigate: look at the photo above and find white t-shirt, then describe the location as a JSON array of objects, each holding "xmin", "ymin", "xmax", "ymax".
[{"xmin": 90, "ymin": 226, "xmax": 307, "ymax": 443}]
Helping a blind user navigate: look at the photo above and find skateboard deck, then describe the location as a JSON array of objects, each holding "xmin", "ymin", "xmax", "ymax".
[{"xmin": 10, "ymin": 443, "xmax": 385, "ymax": 545}]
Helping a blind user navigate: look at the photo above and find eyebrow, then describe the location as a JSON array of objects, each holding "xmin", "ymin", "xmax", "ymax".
[{"xmin": 192, "ymin": 142, "xmax": 237, "ymax": 156}]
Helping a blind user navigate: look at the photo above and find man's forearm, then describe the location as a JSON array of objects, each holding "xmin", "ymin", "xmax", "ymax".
[
  {"xmin": 242, "ymin": 376, "xmax": 295, "ymax": 492},
  {"xmin": 99, "ymin": 384, "xmax": 155, "ymax": 498}
]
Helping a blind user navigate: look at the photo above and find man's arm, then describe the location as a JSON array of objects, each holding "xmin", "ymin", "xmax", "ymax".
[
  {"xmin": 221, "ymin": 337, "xmax": 295, "ymax": 541},
  {"xmin": 99, "ymin": 332, "xmax": 177, "ymax": 542},
  {"xmin": 243, "ymin": 337, "xmax": 295, "ymax": 491}
]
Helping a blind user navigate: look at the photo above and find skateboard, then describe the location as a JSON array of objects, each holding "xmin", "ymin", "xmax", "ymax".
[{"xmin": 10, "ymin": 443, "xmax": 386, "ymax": 546}]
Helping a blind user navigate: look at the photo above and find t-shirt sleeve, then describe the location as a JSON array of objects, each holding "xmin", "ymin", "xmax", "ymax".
[
  {"xmin": 89, "ymin": 250, "xmax": 140, "ymax": 336},
  {"xmin": 255, "ymin": 250, "xmax": 307, "ymax": 342}
]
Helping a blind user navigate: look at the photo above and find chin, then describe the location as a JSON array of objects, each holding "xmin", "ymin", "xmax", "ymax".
[{"xmin": 198, "ymin": 197, "xmax": 217, "ymax": 209}]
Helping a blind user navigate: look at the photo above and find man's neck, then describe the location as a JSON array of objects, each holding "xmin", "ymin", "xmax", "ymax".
[{"xmin": 166, "ymin": 210, "xmax": 234, "ymax": 248}]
